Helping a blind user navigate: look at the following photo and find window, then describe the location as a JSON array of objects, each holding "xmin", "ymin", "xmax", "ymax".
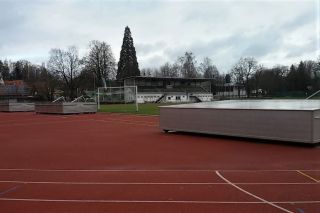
[{"xmin": 176, "ymin": 96, "xmax": 181, "ymax": 100}]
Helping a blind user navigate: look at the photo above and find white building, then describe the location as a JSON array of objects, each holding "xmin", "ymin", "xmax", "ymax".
[{"xmin": 124, "ymin": 76, "xmax": 213, "ymax": 103}]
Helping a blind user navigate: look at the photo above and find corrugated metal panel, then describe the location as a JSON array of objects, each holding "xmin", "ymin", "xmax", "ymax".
[
  {"xmin": 35, "ymin": 103, "xmax": 97, "ymax": 114},
  {"xmin": 160, "ymin": 100, "xmax": 320, "ymax": 144},
  {"xmin": 0, "ymin": 103, "xmax": 34, "ymax": 112},
  {"xmin": 314, "ymin": 110, "xmax": 320, "ymax": 142}
]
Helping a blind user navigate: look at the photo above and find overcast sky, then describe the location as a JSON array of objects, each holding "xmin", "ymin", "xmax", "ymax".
[{"xmin": 0, "ymin": 0, "xmax": 319, "ymax": 73}]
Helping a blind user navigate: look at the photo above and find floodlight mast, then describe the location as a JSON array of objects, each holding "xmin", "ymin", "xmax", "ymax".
[
  {"xmin": 135, "ymin": 85, "xmax": 138, "ymax": 112},
  {"xmin": 97, "ymin": 87, "xmax": 101, "ymax": 110}
]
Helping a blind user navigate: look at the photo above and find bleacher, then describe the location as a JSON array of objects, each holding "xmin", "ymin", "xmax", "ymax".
[
  {"xmin": 123, "ymin": 76, "xmax": 213, "ymax": 103},
  {"xmin": 124, "ymin": 76, "xmax": 212, "ymax": 93}
]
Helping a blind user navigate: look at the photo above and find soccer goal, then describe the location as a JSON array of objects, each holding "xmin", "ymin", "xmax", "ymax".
[{"xmin": 97, "ymin": 86, "xmax": 138, "ymax": 111}]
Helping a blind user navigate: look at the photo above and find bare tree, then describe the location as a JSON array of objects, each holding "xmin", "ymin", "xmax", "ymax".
[
  {"xmin": 141, "ymin": 68, "xmax": 152, "ymax": 77},
  {"xmin": 170, "ymin": 63, "xmax": 180, "ymax": 77},
  {"xmin": 48, "ymin": 46, "xmax": 81, "ymax": 99},
  {"xmin": 178, "ymin": 52, "xmax": 199, "ymax": 78},
  {"xmin": 231, "ymin": 57, "xmax": 258, "ymax": 97},
  {"xmin": 199, "ymin": 57, "xmax": 219, "ymax": 79},
  {"xmin": 0, "ymin": 60, "xmax": 10, "ymax": 80},
  {"xmin": 312, "ymin": 56, "xmax": 320, "ymax": 91},
  {"xmin": 160, "ymin": 63, "xmax": 171, "ymax": 77},
  {"xmin": 158, "ymin": 62, "xmax": 179, "ymax": 77},
  {"xmin": 84, "ymin": 40, "xmax": 116, "ymax": 87}
]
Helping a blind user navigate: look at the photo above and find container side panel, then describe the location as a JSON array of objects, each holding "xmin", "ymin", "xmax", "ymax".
[
  {"xmin": 160, "ymin": 108, "xmax": 313, "ymax": 143},
  {"xmin": 314, "ymin": 110, "xmax": 320, "ymax": 142},
  {"xmin": 62, "ymin": 103, "xmax": 79, "ymax": 114},
  {"xmin": 0, "ymin": 104, "xmax": 9, "ymax": 111},
  {"xmin": 35, "ymin": 104, "xmax": 64, "ymax": 114},
  {"xmin": 9, "ymin": 103, "xmax": 35, "ymax": 112}
]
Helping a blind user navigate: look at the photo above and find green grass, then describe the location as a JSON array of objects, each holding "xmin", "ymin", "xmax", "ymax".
[
  {"xmin": 98, "ymin": 96, "xmax": 320, "ymax": 115},
  {"xmin": 98, "ymin": 103, "xmax": 169, "ymax": 115}
]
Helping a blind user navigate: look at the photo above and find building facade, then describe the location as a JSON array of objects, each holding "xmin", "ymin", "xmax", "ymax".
[{"xmin": 124, "ymin": 76, "xmax": 213, "ymax": 103}]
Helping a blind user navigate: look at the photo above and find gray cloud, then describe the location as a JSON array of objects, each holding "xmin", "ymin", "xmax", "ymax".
[
  {"xmin": 135, "ymin": 41, "xmax": 167, "ymax": 56},
  {"xmin": 284, "ymin": 37, "xmax": 317, "ymax": 58},
  {"xmin": 0, "ymin": 0, "xmax": 317, "ymax": 73}
]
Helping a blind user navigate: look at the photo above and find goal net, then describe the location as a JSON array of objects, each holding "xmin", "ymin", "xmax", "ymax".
[{"xmin": 97, "ymin": 86, "xmax": 138, "ymax": 111}]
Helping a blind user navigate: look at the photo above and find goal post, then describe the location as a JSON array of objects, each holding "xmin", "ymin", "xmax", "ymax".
[{"xmin": 97, "ymin": 86, "xmax": 138, "ymax": 111}]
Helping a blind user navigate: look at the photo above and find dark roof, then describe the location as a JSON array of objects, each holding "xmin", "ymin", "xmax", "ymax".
[{"xmin": 123, "ymin": 76, "xmax": 213, "ymax": 82}]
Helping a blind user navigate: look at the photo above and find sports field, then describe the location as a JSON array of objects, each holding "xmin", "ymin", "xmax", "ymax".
[
  {"xmin": 99, "ymin": 103, "xmax": 161, "ymax": 115},
  {"xmin": 98, "ymin": 103, "xmax": 182, "ymax": 115},
  {"xmin": 0, "ymin": 112, "xmax": 319, "ymax": 213}
]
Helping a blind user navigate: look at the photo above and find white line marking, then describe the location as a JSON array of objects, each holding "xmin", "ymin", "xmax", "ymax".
[
  {"xmin": 296, "ymin": 170, "xmax": 319, "ymax": 183},
  {"xmin": 215, "ymin": 171, "xmax": 293, "ymax": 213},
  {"xmin": 0, "ymin": 185, "xmax": 21, "ymax": 196},
  {"xmin": 0, "ymin": 119, "xmax": 90, "ymax": 127},
  {"xmin": 0, "ymin": 169, "xmax": 214, "ymax": 172},
  {"xmin": 0, "ymin": 181, "xmax": 223, "ymax": 185},
  {"xmin": 0, "ymin": 116, "xmax": 68, "ymax": 124},
  {"xmin": 0, "ymin": 198, "xmax": 319, "ymax": 204},
  {"xmin": 218, "ymin": 170, "xmax": 320, "ymax": 172},
  {"xmin": 0, "ymin": 181, "xmax": 317, "ymax": 185},
  {"xmin": 0, "ymin": 168, "xmax": 319, "ymax": 172}
]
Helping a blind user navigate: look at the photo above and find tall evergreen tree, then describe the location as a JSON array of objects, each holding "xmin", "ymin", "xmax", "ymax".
[{"xmin": 116, "ymin": 26, "xmax": 140, "ymax": 80}]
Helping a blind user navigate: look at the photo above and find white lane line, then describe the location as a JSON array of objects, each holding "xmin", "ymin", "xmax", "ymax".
[
  {"xmin": 0, "ymin": 185, "xmax": 21, "ymax": 197},
  {"xmin": 0, "ymin": 117, "xmax": 71, "ymax": 126},
  {"xmin": 0, "ymin": 198, "xmax": 319, "ymax": 204},
  {"xmin": 273, "ymin": 201, "xmax": 320, "ymax": 204},
  {"xmin": 1, "ymin": 168, "xmax": 318, "ymax": 172},
  {"xmin": 0, "ymin": 119, "xmax": 90, "ymax": 127},
  {"xmin": 296, "ymin": 170, "xmax": 319, "ymax": 183},
  {"xmin": 0, "ymin": 181, "xmax": 224, "ymax": 185},
  {"xmin": 217, "ymin": 170, "xmax": 320, "ymax": 172},
  {"xmin": 0, "ymin": 169, "xmax": 214, "ymax": 172},
  {"xmin": 0, "ymin": 181, "xmax": 317, "ymax": 185},
  {"xmin": 215, "ymin": 171, "xmax": 293, "ymax": 213}
]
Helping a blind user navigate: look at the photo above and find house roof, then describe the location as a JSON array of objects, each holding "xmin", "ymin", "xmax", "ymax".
[{"xmin": 4, "ymin": 80, "xmax": 27, "ymax": 86}]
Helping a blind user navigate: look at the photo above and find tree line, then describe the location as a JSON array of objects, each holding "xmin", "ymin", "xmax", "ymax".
[
  {"xmin": 0, "ymin": 27, "xmax": 136, "ymax": 100},
  {"xmin": 230, "ymin": 57, "xmax": 320, "ymax": 97},
  {"xmin": 1, "ymin": 26, "xmax": 319, "ymax": 99},
  {"xmin": 141, "ymin": 52, "xmax": 219, "ymax": 80}
]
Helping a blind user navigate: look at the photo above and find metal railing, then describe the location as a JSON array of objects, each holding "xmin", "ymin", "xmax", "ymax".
[
  {"xmin": 306, "ymin": 90, "xmax": 320, "ymax": 99},
  {"xmin": 52, "ymin": 96, "xmax": 65, "ymax": 103}
]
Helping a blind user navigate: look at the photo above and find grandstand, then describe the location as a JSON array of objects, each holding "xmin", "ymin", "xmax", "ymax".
[{"xmin": 123, "ymin": 76, "xmax": 213, "ymax": 103}]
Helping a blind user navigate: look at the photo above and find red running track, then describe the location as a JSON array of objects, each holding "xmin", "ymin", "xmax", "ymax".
[{"xmin": 0, "ymin": 112, "xmax": 319, "ymax": 213}]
